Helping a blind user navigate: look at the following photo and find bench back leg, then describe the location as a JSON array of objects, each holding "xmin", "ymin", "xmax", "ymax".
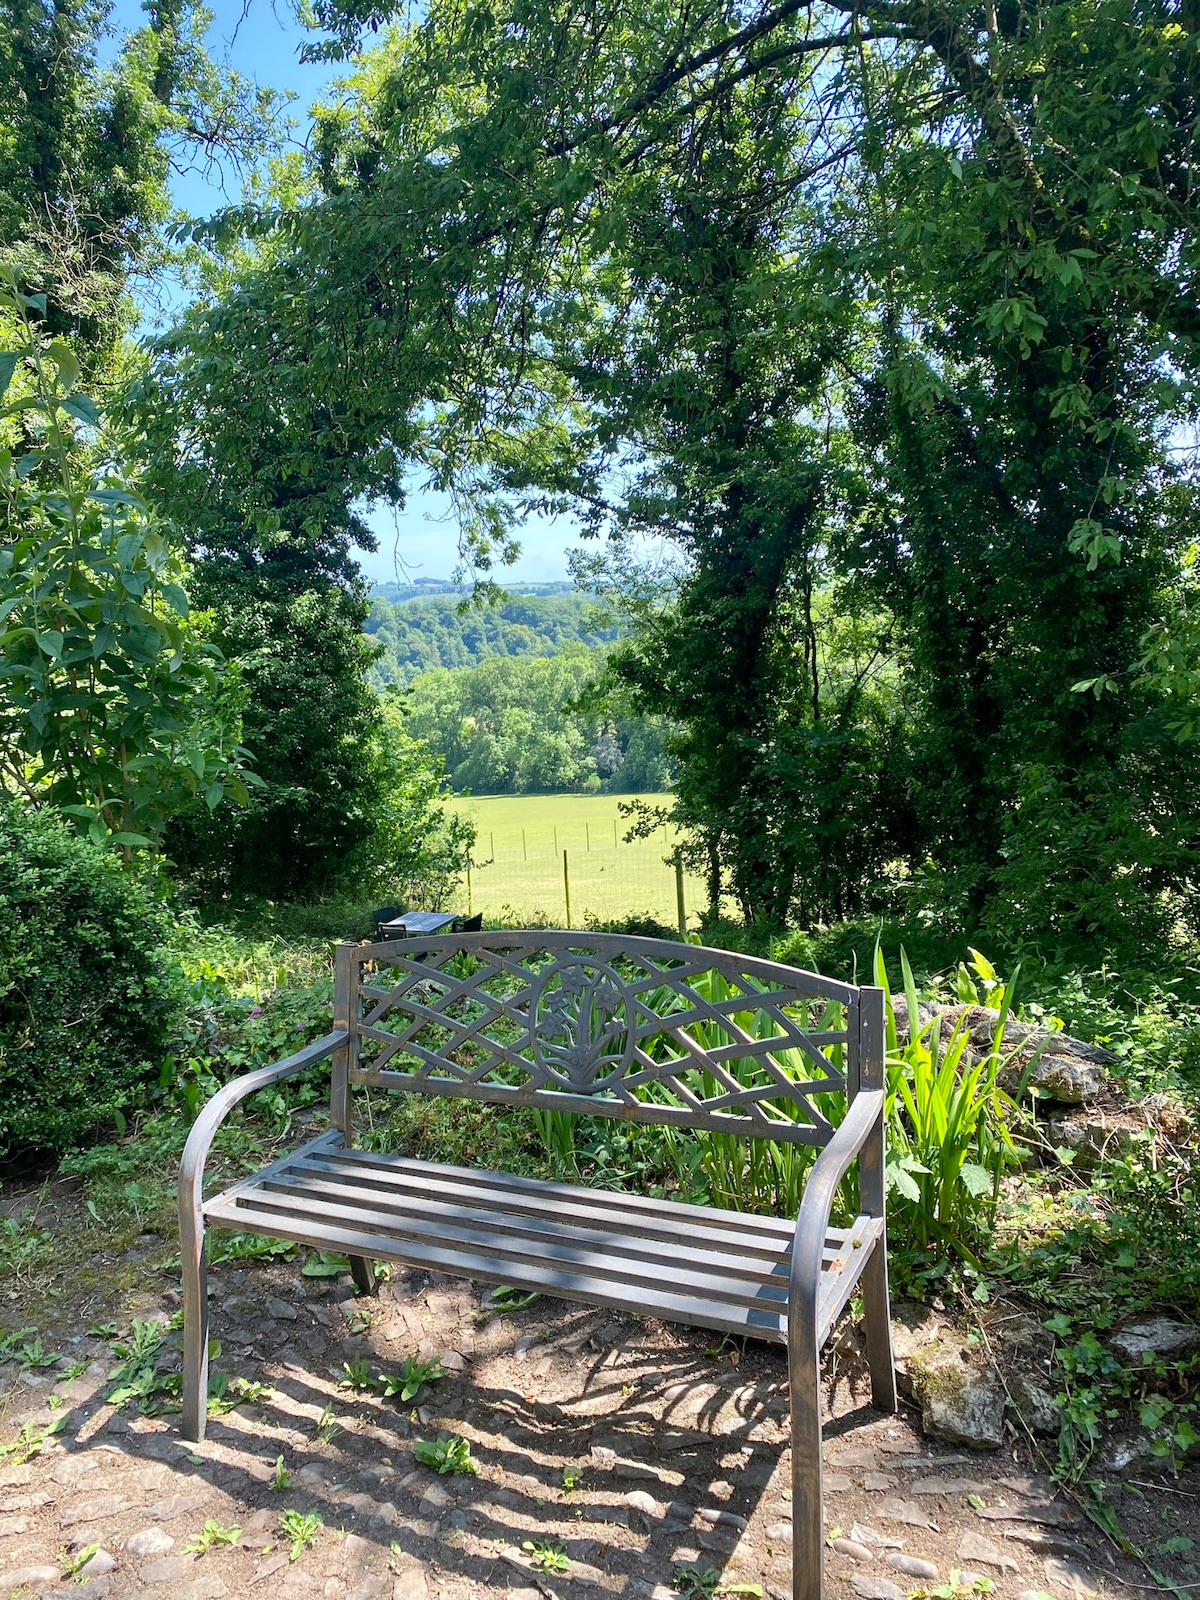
[
  {"xmin": 861, "ymin": 1239, "xmax": 897, "ymax": 1413},
  {"xmin": 349, "ymin": 1256, "xmax": 377, "ymax": 1296},
  {"xmin": 789, "ymin": 1311, "xmax": 824, "ymax": 1600}
]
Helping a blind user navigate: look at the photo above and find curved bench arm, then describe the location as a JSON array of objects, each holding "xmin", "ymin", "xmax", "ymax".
[
  {"xmin": 790, "ymin": 1088, "xmax": 886, "ymax": 1316},
  {"xmin": 178, "ymin": 1029, "xmax": 348, "ymax": 1227},
  {"xmin": 177, "ymin": 1028, "xmax": 347, "ymax": 1443}
]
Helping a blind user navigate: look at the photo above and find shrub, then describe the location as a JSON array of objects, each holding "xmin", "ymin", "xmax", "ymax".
[{"xmin": 0, "ymin": 804, "xmax": 184, "ymax": 1163}]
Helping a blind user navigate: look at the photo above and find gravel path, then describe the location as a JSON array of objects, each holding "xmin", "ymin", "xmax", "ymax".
[{"xmin": 0, "ymin": 1258, "xmax": 1161, "ymax": 1600}]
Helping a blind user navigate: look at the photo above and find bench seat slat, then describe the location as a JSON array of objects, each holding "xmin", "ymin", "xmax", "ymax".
[
  {"xmin": 257, "ymin": 1171, "xmax": 802, "ymax": 1285},
  {"xmin": 202, "ymin": 1134, "xmax": 880, "ymax": 1347},
  {"xmin": 305, "ymin": 1139, "xmax": 798, "ymax": 1239},
  {"xmin": 294, "ymin": 1151, "xmax": 798, "ymax": 1262},
  {"xmin": 205, "ymin": 1197, "xmax": 793, "ymax": 1340},
  {"xmin": 216, "ymin": 1185, "xmax": 792, "ymax": 1310}
]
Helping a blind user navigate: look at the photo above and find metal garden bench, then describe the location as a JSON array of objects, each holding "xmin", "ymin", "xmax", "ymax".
[{"xmin": 178, "ymin": 932, "xmax": 895, "ymax": 1600}]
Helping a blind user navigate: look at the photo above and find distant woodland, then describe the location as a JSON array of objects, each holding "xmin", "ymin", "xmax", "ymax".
[{"xmin": 365, "ymin": 590, "xmax": 618, "ymax": 686}]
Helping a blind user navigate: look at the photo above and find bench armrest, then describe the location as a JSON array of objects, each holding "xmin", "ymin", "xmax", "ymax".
[
  {"xmin": 790, "ymin": 1089, "xmax": 886, "ymax": 1320},
  {"xmin": 178, "ymin": 1030, "xmax": 349, "ymax": 1223}
]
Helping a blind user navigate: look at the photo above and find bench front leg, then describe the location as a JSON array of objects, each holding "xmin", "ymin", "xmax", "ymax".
[
  {"xmin": 180, "ymin": 1201, "xmax": 209, "ymax": 1442},
  {"xmin": 176, "ymin": 1029, "xmax": 348, "ymax": 1443},
  {"xmin": 789, "ymin": 1269, "xmax": 824, "ymax": 1600},
  {"xmin": 789, "ymin": 1091, "xmax": 888, "ymax": 1600}
]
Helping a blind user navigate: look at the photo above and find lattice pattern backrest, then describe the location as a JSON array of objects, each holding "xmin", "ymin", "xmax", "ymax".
[{"xmin": 346, "ymin": 932, "xmax": 860, "ymax": 1146}]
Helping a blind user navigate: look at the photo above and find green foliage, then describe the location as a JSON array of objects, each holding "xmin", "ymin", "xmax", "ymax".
[
  {"xmin": 0, "ymin": 276, "xmax": 251, "ymax": 853},
  {"xmin": 674, "ymin": 1565, "xmax": 763, "ymax": 1600},
  {"xmin": 379, "ymin": 1356, "xmax": 446, "ymax": 1403},
  {"xmin": 0, "ymin": 802, "xmax": 184, "ymax": 1159},
  {"xmin": 340, "ymin": 1354, "xmax": 373, "ymax": 1391},
  {"xmin": 0, "ymin": 0, "xmax": 282, "ymax": 351},
  {"xmin": 407, "ymin": 646, "xmax": 674, "ymax": 796},
  {"xmin": 0, "ymin": 1415, "xmax": 65, "ymax": 1465},
  {"xmin": 366, "ymin": 589, "xmax": 617, "ymax": 685},
  {"xmin": 0, "ymin": 1218, "xmax": 51, "ymax": 1277},
  {"xmin": 879, "ymin": 949, "xmax": 1023, "ymax": 1265},
  {"xmin": 183, "ymin": 1519, "xmax": 241, "ymax": 1556},
  {"xmin": 413, "ymin": 1435, "xmax": 478, "ymax": 1475},
  {"xmin": 522, "ymin": 1540, "xmax": 569, "ymax": 1573},
  {"xmin": 279, "ymin": 1508, "xmax": 322, "ymax": 1561},
  {"xmin": 169, "ymin": 587, "xmax": 472, "ymax": 904},
  {"xmin": 159, "ymin": 0, "xmax": 1196, "ymax": 947}
]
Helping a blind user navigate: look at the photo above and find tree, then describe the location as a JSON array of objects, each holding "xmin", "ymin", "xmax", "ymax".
[
  {"xmin": 134, "ymin": 0, "xmax": 1200, "ymax": 939},
  {"xmin": 0, "ymin": 272, "xmax": 250, "ymax": 855},
  {"xmin": 0, "ymin": 0, "xmax": 281, "ymax": 354}
]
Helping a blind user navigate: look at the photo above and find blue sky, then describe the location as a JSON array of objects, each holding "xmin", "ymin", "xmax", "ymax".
[{"xmin": 107, "ymin": 0, "xmax": 584, "ymax": 586}]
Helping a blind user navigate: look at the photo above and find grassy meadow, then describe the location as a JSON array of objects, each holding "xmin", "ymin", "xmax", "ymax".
[{"xmin": 444, "ymin": 792, "xmax": 707, "ymax": 928}]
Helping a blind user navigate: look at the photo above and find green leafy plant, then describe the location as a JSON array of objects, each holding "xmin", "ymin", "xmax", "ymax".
[
  {"xmin": 562, "ymin": 1464, "xmax": 584, "ymax": 1493},
  {"xmin": 208, "ymin": 1232, "xmax": 296, "ymax": 1267},
  {"xmin": 205, "ymin": 1372, "xmax": 238, "ymax": 1418},
  {"xmin": 486, "ymin": 1285, "xmax": 539, "ymax": 1312},
  {"xmin": 232, "ymin": 1377, "xmax": 273, "ymax": 1405},
  {"xmin": 0, "ymin": 1217, "xmax": 52, "ymax": 1276},
  {"xmin": 61, "ymin": 1543, "xmax": 101, "ymax": 1578},
  {"xmin": 0, "ymin": 804, "xmax": 187, "ymax": 1161},
  {"xmin": 106, "ymin": 1319, "xmax": 172, "ymax": 1410},
  {"xmin": 379, "ymin": 1356, "xmax": 446, "ymax": 1403},
  {"xmin": 413, "ymin": 1435, "xmax": 478, "ymax": 1476},
  {"xmin": 674, "ymin": 1565, "xmax": 763, "ymax": 1599},
  {"xmin": 879, "ymin": 947, "xmax": 1024, "ymax": 1264},
  {"xmin": 183, "ymin": 1519, "xmax": 242, "ymax": 1556},
  {"xmin": 270, "ymin": 1455, "xmax": 291, "ymax": 1492},
  {"xmin": 0, "ymin": 1325, "xmax": 36, "ymax": 1358},
  {"xmin": 340, "ymin": 1354, "xmax": 374, "ymax": 1391},
  {"xmin": 14, "ymin": 1335, "xmax": 57, "ymax": 1370},
  {"xmin": 523, "ymin": 1539, "xmax": 569, "ymax": 1572},
  {"xmin": 314, "ymin": 1401, "xmax": 339, "ymax": 1443},
  {"xmin": 279, "ymin": 1508, "xmax": 322, "ymax": 1561},
  {"xmin": 0, "ymin": 1416, "xmax": 67, "ymax": 1465},
  {"xmin": 302, "ymin": 1251, "xmax": 352, "ymax": 1278}
]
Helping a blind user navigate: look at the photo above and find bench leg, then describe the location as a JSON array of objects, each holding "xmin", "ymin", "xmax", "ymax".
[
  {"xmin": 181, "ymin": 1222, "xmax": 210, "ymax": 1443},
  {"xmin": 862, "ymin": 1240, "xmax": 897, "ymax": 1412},
  {"xmin": 789, "ymin": 1316, "xmax": 824, "ymax": 1600},
  {"xmin": 349, "ymin": 1257, "xmax": 377, "ymax": 1296}
]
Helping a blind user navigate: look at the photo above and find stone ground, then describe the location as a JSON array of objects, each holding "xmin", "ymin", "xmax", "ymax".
[{"xmin": 1, "ymin": 1236, "xmax": 1189, "ymax": 1600}]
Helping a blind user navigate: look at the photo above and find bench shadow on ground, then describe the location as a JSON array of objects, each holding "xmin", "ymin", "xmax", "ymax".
[{"xmin": 33, "ymin": 1263, "xmax": 827, "ymax": 1597}]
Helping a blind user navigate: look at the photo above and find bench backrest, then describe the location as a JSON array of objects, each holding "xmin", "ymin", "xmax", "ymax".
[{"xmin": 332, "ymin": 932, "xmax": 884, "ymax": 1147}]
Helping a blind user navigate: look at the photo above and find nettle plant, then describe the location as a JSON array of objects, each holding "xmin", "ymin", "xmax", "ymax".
[{"xmin": 0, "ymin": 272, "xmax": 252, "ymax": 856}]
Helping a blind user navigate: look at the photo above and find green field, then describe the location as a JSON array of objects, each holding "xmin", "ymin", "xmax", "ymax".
[{"xmin": 445, "ymin": 792, "xmax": 706, "ymax": 929}]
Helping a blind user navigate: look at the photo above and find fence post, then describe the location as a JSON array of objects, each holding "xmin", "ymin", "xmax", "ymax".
[
  {"xmin": 467, "ymin": 860, "xmax": 472, "ymax": 916},
  {"xmin": 522, "ymin": 828, "xmax": 527, "ymax": 862},
  {"xmin": 675, "ymin": 856, "xmax": 686, "ymax": 940},
  {"xmin": 563, "ymin": 849, "xmax": 572, "ymax": 929},
  {"xmin": 586, "ymin": 822, "xmax": 590, "ymax": 852}
]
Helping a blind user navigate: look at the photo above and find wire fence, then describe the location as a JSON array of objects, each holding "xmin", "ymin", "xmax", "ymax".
[{"xmin": 446, "ymin": 794, "xmax": 707, "ymax": 930}]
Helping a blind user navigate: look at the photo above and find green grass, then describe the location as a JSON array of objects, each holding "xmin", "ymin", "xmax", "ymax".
[{"xmin": 445, "ymin": 792, "xmax": 707, "ymax": 929}]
